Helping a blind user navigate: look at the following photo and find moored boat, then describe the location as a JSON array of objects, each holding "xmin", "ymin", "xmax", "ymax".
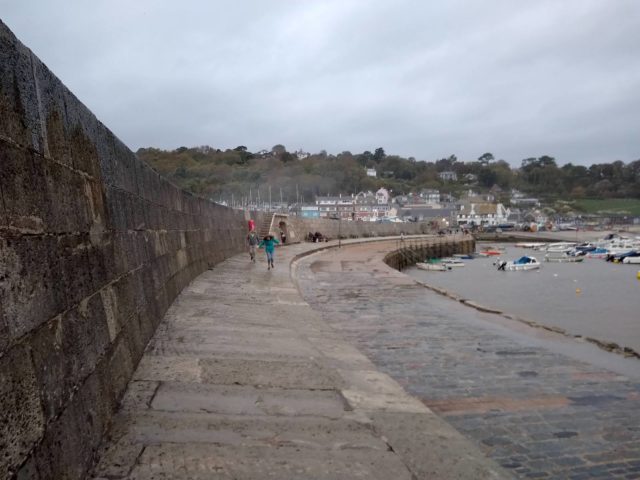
[
  {"xmin": 545, "ymin": 252, "xmax": 584, "ymax": 263},
  {"xmin": 497, "ymin": 256, "xmax": 541, "ymax": 271},
  {"xmin": 416, "ymin": 262, "xmax": 448, "ymax": 271},
  {"xmin": 544, "ymin": 242, "xmax": 577, "ymax": 253},
  {"xmin": 515, "ymin": 242, "xmax": 546, "ymax": 249},
  {"xmin": 622, "ymin": 253, "xmax": 640, "ymax": 264},
  {"xmin": 440, "ymin": 258, "xmax": 466, "ymax": 267}
]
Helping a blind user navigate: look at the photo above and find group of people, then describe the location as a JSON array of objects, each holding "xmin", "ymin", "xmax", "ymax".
[
  {"xmin": 246, "ymin": 229, "xmax": 280, "ymax": 270},
  {"xmin": 307, "ymin": 231, "xmax": 328, "ymax": 243}
]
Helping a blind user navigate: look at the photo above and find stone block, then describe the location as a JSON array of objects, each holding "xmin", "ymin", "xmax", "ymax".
[
  {"xmin": 112, "ymin": 138, "xmax": 140, "ymax": 194},
  {"xmin": 107, "ymin": 335, "xmax": 135, "ymax": 403},
  {"xmin": 51, "ymin": 233, "xmax": 95, "ymax": 308},
  {"xmin": 33, "ymin": 380, "xmax": 101, "ymax": 480},
  {"xmin": 30, "ymin": 295, "xmax": 111, "ymax": 422},
  {"xmin": 43, "ymin": 160, "xmax": 93, "ymax": 233},
  {"xmin": 0, "ymin": 21, "xmax": 42, "ymax": 151},
  {"xmin": 62, "ymin": 86, "xmax": 104, "ymax": 179},
  {"xmin": 0, "ymin": 234, "xmax": 61, "ymax": 343},
  {"xmin": 0, "ymin": 143, "xmax": 49, "ymax": 233},
  {"xmin": 28, "ymin": 53, "xmax": 72, "ymax": 167},
  {"xmin": 0, "ymin": 344, "xmax": 45, "ymax": 478},
  {"xmin": 84, "ymin": 232, "xmax": 123, "ymax": 293}
]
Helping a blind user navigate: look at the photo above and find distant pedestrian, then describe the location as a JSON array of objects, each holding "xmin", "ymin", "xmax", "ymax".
[
  {"xmin": 247, "ymin": 230, "xmax": 259, "ymax": 262},
  {"xmin": 259, "ymin": 234, "xmax": 280, "ymax": 270}
]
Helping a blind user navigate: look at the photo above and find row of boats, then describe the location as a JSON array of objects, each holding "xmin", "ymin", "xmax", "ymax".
[
  {"xmin": 515, "ymin": 233, "xmax": 640, "ymax": 264},
  {"xmin": 416, "ymin": 234, "xmax": 640, "ymax": 272}
]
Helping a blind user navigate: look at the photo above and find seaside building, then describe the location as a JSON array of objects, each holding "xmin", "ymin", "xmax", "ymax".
[{"xmin": 457, "ymin": 202, "xmax": 510, "ymax": 227}]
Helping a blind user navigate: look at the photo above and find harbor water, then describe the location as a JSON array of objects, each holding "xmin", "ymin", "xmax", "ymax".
[{"xmin": 407, "ymin": 243, "xmax": 640, "ymax": 353}]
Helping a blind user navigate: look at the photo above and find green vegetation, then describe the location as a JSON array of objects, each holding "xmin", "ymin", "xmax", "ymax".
[
  {"xmin": 571, "ymin": 198, "xmax": 640, "ymax": 216},
  {"xmin": 137, "ymin": 145, "xmax": 640, "ymax": 206}
]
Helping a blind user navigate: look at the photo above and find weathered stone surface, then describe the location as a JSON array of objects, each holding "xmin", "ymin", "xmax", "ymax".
[
  {"xmin": 372, "ymin": 412, "xmax": 510, "ymax": 480},
  {"xmin": 151, "ymin": 382, "xmax": 348, "ymax": 418},
  {"xmin": 91, "ymin": 242, "xmax": 510, "ymax": 480},
  {"xmin": 129, "ymin": 444, "xmax": 416, "ymax": 480},
  {"xmin": 0, "ymin": 345, "xmax": 45, "ymax": 479},
  {"xmin": 296, "ymin": 239, "xmax": 640, "ymax": 480},
  {"xmin": 1, "ymin": 18, "xmax": 474, "ymax": 479}
]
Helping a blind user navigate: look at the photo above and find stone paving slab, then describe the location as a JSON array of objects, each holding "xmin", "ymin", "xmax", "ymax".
[
  {"xmin": 295, "ymin": 241, "xmax": 640, "ymax": 480},
  {"xmin": 124, "ymin": 444, "xmax": 416, "ymax": 480},
  {"xmin": 150, "ymin": 382, "xmax": 348, "ymax": 418},
  {"xmin": 91, "ymin": 238, "xmax": 512, "ymax": 480}
]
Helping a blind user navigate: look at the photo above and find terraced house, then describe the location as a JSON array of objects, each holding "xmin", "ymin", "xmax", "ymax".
[{"xmin": 456, "ymin": 202, "xmax": 510, "ymax": 227}]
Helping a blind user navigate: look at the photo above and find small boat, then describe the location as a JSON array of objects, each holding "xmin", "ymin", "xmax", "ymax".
[
  {"xmin": 622, "ymin": 252, "xmax": 640, "ymax": 264},
  {"xmin": 585, "ymin": 247, "xmax": 609, "ymax": 259},
  {"xmin": 544, "ymin": 242, "xmax": 577, "ymax": 253},
  {"xmin": 515, "ymin": 242, "xmax": 546, "ymax": 249},
  {"xmin": 545, "ymin": 252, "xmax": 584, "ymax": 263},
  {"xmin": 416, "ymin": 262, "xmax": 448, "ymax": 271},
  {"xmin": 480, "ymin": 249, "xmax": 503, "ymax": 256},
  {"xmin": 453, "ymin": 253, "xmax": 476, "ymax": 259},
  {"xmin": 609, "ymin": 250, "xmax": 640, "ymax": 263},
  {"xmin": 440, "ymin": 258, "xmax": 466, "ymax": 267},
  {"xmin": 497, "ymin": 256, "xmax": 541, "ymax": 271}
]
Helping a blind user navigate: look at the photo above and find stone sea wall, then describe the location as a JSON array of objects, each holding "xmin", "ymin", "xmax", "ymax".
[
  {"xmin": 383, "ymin": 235, "xmax": 476, "ymax": 270},
  {"xmin": 0, "ymin": 21, "xmax": 438, "ymax": 478},
  {"xmin": 0, "ymin": 20, "xmax": 266, "ymax": 478},
  {"xmin": 287, "ymin": 217, "xmax": 432, "ymax": 241}
]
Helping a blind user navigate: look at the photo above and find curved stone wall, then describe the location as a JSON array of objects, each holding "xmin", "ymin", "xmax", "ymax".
[
  {"xmin": 383, "ymin": 235, "xmax": 476, "ymax": 270},
  {"xmin": 0, "ymin": 20, "xmax": 266, "ymax": 478},
  {"xmin": 0, "ymin": 20, "xmax": 442, "ymax": 479}
]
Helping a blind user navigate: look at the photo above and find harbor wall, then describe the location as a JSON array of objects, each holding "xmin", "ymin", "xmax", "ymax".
[
  {"xmin": 0, "ymin": 20, "xmax": 275, "ymax": 479},
  {"xmin": 0, "ymin": 21, "xmax": 439, "ymax": 479},
  {"xmin": 286, "ymin": 217, "xmax": 433, "ymax": 242},
  {"xmin": 383, "ymin": 235, "xmax": 476, "ymax": 270}
]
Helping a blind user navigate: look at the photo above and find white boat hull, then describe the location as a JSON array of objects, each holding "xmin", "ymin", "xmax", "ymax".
[
  {"xmin": 416, "ymin": 262, "xmax": 447, "ymax": 271},
  {"xmin": 504, "ymin": 263, "xmax": 541, "ymax": 271},
  {"xmin": 545, "ymin": 254, "xmax": 584, "ymax": 263},
  {"xmin": 497, "ymin": 256, "xmax": 541, "ymax": 271}
]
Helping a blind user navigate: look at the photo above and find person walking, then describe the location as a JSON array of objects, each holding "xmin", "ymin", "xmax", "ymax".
[
  {"xmin": 247, "ymin": 229, "xmax": 260, "ymax": 262},
  {"xmin": 258, "ymin": 234, "xmax": 280, "ymax": 270}
]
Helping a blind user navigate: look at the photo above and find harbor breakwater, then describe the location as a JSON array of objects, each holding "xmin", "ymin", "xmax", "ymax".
[
  {"xmin": 0, "ymin": 21, "xmax": 434, "ymax": 479},
  {"xmin": 383, "ymin": 235, "xmax": 476, "ymax": 270}
]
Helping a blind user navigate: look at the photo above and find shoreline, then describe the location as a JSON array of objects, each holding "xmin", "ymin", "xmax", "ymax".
[{"xmin": 412, "ymin": 277, "xmax": 640, "ymax": 360}]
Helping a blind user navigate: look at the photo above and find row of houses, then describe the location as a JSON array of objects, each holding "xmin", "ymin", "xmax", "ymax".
[{"xmin": 297, "ymin": 188, "xmax": 517, "ymax": 227}]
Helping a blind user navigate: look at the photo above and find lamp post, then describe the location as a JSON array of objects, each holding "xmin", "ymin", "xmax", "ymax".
[{"xmin": 338, "ymin": 214, "xmax": 342, "ymax": 248}]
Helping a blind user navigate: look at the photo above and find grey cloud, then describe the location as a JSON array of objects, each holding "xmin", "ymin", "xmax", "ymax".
[{"xmin": 1, "ymin": 0, "xmax": 639, "ymax": 165}]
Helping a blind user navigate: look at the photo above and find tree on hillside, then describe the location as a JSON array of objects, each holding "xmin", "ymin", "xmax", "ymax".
[
  {"xmin": 373, "ymin": 147, "xmax": 386, "ymax": 162},
  {"xmin": 271, "ymin": 144, "xmax": 286, "ymax": 156},
  {"xmin": 478, "ymin": 152, "xmax": 494, "ymax": 165}
]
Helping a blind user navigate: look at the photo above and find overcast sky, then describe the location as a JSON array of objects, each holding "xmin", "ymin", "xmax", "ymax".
[{"xmin": 2, "ymin": 1, "xmax": 639, "ymax": 166}]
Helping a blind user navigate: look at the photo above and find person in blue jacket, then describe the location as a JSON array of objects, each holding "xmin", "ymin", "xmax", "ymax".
[{"xmin": 258, "ymin": 235, "xmax": 280, "ymax": 270}]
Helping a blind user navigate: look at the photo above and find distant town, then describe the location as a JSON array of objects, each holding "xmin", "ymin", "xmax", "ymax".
[{"xmin": 138, "ymin": 145, "xmax": 640, "ymax": 231}]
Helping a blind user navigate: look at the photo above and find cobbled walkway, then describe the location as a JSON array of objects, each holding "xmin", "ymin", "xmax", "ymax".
[
  {"xmin": 91, "ymin": 238, "xmax": 510, "ymax": 479},
  {"xmin": 295, "ymin": 241, "xmax": 640, "ymax": 480}
]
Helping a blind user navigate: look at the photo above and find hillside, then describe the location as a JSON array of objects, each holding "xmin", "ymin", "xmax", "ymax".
[{"xmin": 137, "ymin": 146, "xmax": 640, "ymax": 207}]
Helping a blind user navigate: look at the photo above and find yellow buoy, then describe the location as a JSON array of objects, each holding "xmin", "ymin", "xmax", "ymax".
[
  {"xmin": 637, "ymin": 271, "xmax": 640, "ymax": 280},
  {"xmin": 575, "ymin": 288, "xmax": 581, "ymax": 295}
]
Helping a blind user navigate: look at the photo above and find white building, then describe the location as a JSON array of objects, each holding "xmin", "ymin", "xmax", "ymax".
[
  {"xmin": 419, "ymin": 189, "xmax": 440, "ymax": 205},
  {"xmin": 457, "ymin": 203, "xmax": 510, "ymax": 227},
  {"xmin": 376, "ymin": 187, "xmax": 390, "ymax": 205},
  {"xmin": 439, "ymin": 171, "xmax": 458, "ymax": 181},
  {"xmin": 294, "ymin": 149, "xmax": 310, "ymax": 160},
  {"xmin": 366, "ymin": 168, "xmax": 377, "ymax": 177}
]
